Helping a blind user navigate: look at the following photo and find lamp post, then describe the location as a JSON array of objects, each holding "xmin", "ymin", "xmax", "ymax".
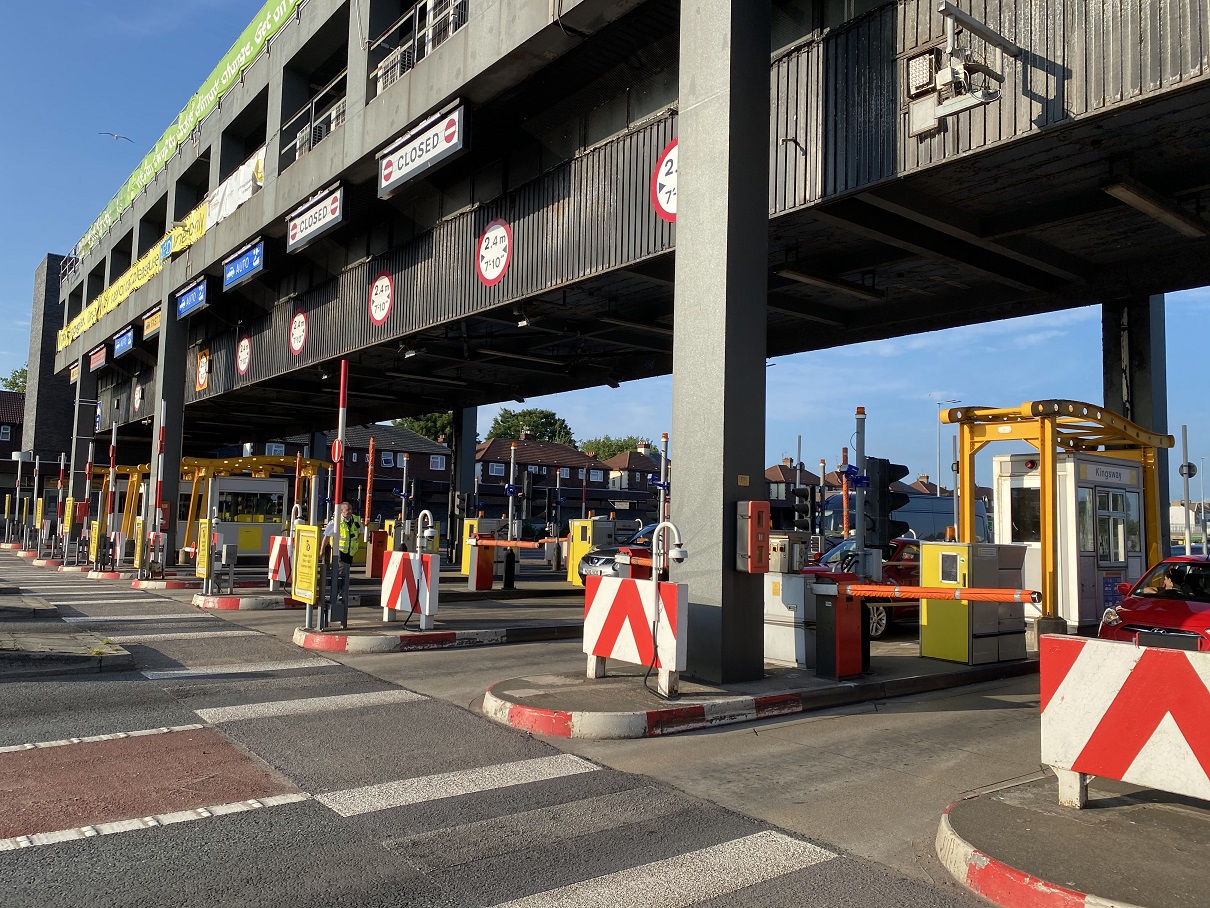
[
  {"xmin": 936, "ymin": 399, "xmax": 959, "ymax": 497},
  {"xmin": 1201, "ymin": 456, "xmax": 1206, "ymax": 554}
]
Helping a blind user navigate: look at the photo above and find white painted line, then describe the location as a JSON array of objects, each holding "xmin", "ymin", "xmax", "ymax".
[
  {"xmin": 109, "ymin": 631, "xmax": 262, "ymax": 643},
  {"xmin": 63, "ymin": 614, "xmax": 202, "ymax": 623},
  {"xmin": 48, "ymin": 599, "xmax": 164, "ymax": 606},
  {"xmin": 317, "ymin": 754, "xmax": 601, "ymax": 818},
  {"xmin": 0, "ymin": 793, "xmax": 310, "ymax": 851},
  {"xmin": 142, "ymin": 658, "xmax": 336, "ymax": 679},
  {"xmin": 195, "ymin": 688, "xmax": 426, "ymax": 724},
  {"xmin": 0, "ymin": 725, "xmax": 206, "ymax": 754},
  {"xmin": 487, "ymin": 830, "xmax": 836, "ymax": 908}
]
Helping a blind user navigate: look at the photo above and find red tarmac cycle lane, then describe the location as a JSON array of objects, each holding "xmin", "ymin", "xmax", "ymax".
[{"xmin": 0, "ymin": 728, "xmax": 299, "ymax": 839}]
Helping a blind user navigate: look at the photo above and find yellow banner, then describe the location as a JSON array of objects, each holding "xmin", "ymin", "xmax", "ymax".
[
  {"xmin": 57, "ymin": 200, "xmax": 209, "ymax": 352},
  {"xmin": 292, "ymin": 525, "xmax": 319, "ymax": 605},
  {"xmin": 89, "ymin": 520, "xmax": 100, "ymax": 562},
  {"xmin": 134, "ymin": 517, "xmax": 145, "ymax": 568},
  {"xmin": 197, "ymin": 518, "xmax": 212, "ymax": 578},
  {"xmin": 3, "ymin": 494, "xmax": 9, "ymax": 521},
  {"xmin": 63, "ymin": 497, "xmax": 74, "ymax": 535},
  {"xmin": 35, "ymin": 498, "xmax": 44, "ymax": 528}
]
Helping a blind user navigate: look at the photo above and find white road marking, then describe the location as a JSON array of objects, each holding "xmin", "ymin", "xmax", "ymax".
[
  {"xmin": 108, "ymin": 630, "xmax": 261, "ymax": 643},
  {"xmin": 317, "ymin": 754, "xmax": 601, "ymax": 817},
  {"xmin": 63, "ymin": 614, "xmax": 202, "ymax": 623},
  {"xmin": 48, "ymin": 599, "xmax": 163, "ymax": 606},
  {"xmin": 195, "ymin": 688, "xmax": 426, "ymax": 724},
  {"xmin": 0, "ymin": 725, "xmax": 206, "ymax": 754},
  {"xmin": 487, "ymin": 830, "xmax": 836, "ymax": 907},
  {"xmin": 142, "ymin": 658, "xmax": 336, "ymax": 679},
  {"xmin": 0, "ymin": 793, "xmax": 310, "ymax": 851}
]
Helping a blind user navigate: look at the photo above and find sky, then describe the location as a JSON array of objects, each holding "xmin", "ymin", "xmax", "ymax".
[{"xmin": 2, "ymin": 2, "xmax": 1207, "ymax": 497}]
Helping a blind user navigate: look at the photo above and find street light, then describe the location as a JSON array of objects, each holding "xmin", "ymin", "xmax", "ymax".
[{"xmin": 935, "ymin": 398, "xmax": 960, "ymax": 497}]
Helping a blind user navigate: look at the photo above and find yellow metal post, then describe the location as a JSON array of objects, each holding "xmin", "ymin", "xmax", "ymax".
[
  {"xmin": 1141, "ymin": 447, "xmax": 1163, "ymax": 566},
  {"xmin": 1038, "ymin": 415, "xmax": 1057, "ymax": 618},
  {"xmin": 958, "ymin": 420, "xmax": 976, "ymax": 543}
]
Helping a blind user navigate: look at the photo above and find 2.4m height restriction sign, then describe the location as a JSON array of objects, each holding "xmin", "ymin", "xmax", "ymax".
[
  {"xmin": 476, "ymin": 218, "xmax": 512, "ymax": 286},
  {"xmin": 651, "ymin": 138, "xmax": 678, "ymax": 222}
]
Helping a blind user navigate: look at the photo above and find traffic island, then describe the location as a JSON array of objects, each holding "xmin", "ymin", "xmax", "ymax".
[
  {"xmin": 134, "ymin": 578, "xmax": 266, "ymax": 591},
  {"xmin": 87, "ymin": 571, "xmax": 137, "ymax": 581},
  {"xmin": 936, "ymin": 772, "xmax": 1205, "ymax": 908},
  {"xmin": 193, "ymin": 593, "xmax": 306, "ymax": 610},
  {"xmin": 0, "ymin": 631, "xmax": 135, "ymax": 679},
  {"xmin": 0, "ymin": 598, "xmax": 58, "ymax": 620},
  {"xmin": 293, "ymin": 622, "xmax": 581, "ymax": 654},
  {"xmin": 482, "ymin": 657, "xmax": 1040, "ymax": 740},
  {"xmin": 32, "ymin": 559, "xmax": 63, "ymax": 568}
]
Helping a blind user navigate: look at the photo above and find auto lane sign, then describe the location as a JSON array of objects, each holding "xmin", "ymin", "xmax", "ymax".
[
  {"xmin": 287, "ymin": 186, "xmax": 344, "ymax": 253},
  {"xmin": 378, "ymin": 106, "xmax": 466, "ymax": 199},
  {"xmin": 177, "ymin": 276, "xmax": 210, "ymax": 317},
  {"xmin": 651, "ymin": 138, "xmax": 678, "ymax": 222},
  {"xmin": 221, "ymin": 241, "xmax": 266, "ymax": 291}
]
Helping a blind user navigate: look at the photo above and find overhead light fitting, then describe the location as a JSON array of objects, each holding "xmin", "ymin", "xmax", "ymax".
[
  {"xmin": 403, "ymin": 347, "xmax": 417, "ymax": 359},
  {"xmin": 513, "ymin": 303, "xmax": 530, "ymax": 327}
]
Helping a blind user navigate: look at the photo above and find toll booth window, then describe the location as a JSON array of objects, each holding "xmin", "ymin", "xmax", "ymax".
[
  {"xmin": 1009, "ymin": 488, "xmax": 1041, "ymax": 543},
  {"xmin": 1096, "ymin": 489, "xmax": 1129, "ymax": 566},
  {"xmin": 215, "ymin": 491, "xmax": 285, "ymax": 524},
  {"xmin": 1077, "ymin": 488, "xmax": 1095, "ymax": 552},
  {"xmin": 1124, "ymin": 491, "xmax": 1141, "ymax": 553}
]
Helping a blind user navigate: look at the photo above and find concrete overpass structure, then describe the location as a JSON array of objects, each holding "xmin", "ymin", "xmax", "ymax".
[{"xmin": 45, "ymin": 0, "xmax": 1210, "ymax": 681}]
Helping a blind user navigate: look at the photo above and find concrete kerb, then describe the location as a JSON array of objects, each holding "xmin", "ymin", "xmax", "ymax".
[
  {"xmin": 193, "ymin": 593, "xmax": 305, "ymax": 610},
  {"xmin": 293, "ymin": 623, "xmax": 581, "ymax": 654},
  {"xmin": 32, "ymin": 559, "xmax": 63, "ymax": 568},
  {"xmin": 934, "ymin": 801, "xmax": 1140, "ymax": 908},
  {"xmin": 482, "ymin": 658, "xmax": 1041, "ymax": 740}
]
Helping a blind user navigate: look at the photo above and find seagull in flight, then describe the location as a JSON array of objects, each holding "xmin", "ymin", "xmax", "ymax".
[{"xmin": 99, "ymin": 132, "xmax": 134, "ymax": 142}]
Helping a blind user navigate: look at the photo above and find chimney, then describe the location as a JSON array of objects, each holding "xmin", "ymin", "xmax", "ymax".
[
  {"xmin": 519, "ymin": 430, "xmax": 531, "ymax": 441},
  {"xmin": 637, "ymin": 442, "xmax": 651, "ymax": 455},
  {"xmin": 782, "ymin": 457, "xmax": 792, "ymax": 467},
  {"xmin": 918, "ymin": 474, "xmax": 930, "ymax": 485}
]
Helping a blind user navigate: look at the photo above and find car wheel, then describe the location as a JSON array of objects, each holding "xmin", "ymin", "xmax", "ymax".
[{"xmin": 868, "ymin": 605, "xmax": 890, "ymax": 640}]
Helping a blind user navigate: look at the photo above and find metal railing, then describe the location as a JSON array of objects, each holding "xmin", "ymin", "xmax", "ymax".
[
  {"xmin": 280, "ymin": 69, "xmax": 348, "ymax": 170},
  {"xmin": 369, "ymin": 0, "xmax": 467, "ymax": 100}
]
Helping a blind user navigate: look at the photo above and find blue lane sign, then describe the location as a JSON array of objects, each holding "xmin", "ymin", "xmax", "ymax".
[
  {"xmin": 223, "ymin": 240, "xmax": 266, "ymax": 291},
  {"xmin": 175, "ymin": 278, "xmax": 208, "ymax": 319},
  {"xmin": 112, "ymin": 327, "xmax": 135, "ymax": 358}
]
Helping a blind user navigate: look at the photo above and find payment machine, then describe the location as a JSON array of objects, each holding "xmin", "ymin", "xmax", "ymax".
[
  {"xmin": 919, "ymin": 541, "xmax": 1028, "ymax": 664},
  {"xmin": 566, "ymin": 518, "xmax": 619, "ymax": 587},
  {"xmin": 459, "ymin": 518, "xmax": 505, "ymax": 576}
]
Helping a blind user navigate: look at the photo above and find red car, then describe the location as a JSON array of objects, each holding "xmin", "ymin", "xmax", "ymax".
[
  {"xmin": 810, "ymin": 538, "xmax": 921, "ymax": 639},
  {"xmin": 1099, "ymin": 557, "xmax": 1210, "ymax": 652}
]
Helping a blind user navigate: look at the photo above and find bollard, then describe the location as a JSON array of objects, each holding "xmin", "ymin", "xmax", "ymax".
[{"xmin": 502, "ymin": 548, "xmax": 516, "ymax": 590}]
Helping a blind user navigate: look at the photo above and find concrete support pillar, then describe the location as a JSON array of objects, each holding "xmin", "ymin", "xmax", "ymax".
[
  {"xmin": 68, "ymin": 361, "xmax": 97, "ymax": 505},
  {"xmin": 1103, "ymin": 295, "xmax": 1170, "ymax": 552},
  {"xmin": 149, "ymin": 301, "xmax": 186, "ymax": 563},
  {"xmin": 671, "ymin": 0, "xmax": 771, "ymax": 684},
  {"xmin": 453, "ymin": 408, "xmax": 477, "ymax": 503}
]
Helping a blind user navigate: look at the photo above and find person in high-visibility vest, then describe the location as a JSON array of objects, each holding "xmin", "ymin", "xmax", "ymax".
[{"xmin": 323, "ymin": 501, "xmax": 363, "ymax": 628}]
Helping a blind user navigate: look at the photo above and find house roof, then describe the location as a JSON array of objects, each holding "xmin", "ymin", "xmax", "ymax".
[
  {"xmin": 285, "ymin": 424, "xmax": 450, "ymax": 456},
  {"xmin": 0, "ymin": 391, "xmax": 24, "ymax": 424},
  {"xmin": 476, "ymin": 438, "xmax": 608, "ymax": 470},
  {"xmin": 603, "ymin": 450, "xmax": 663, "ymax": 473},
  {"xmin": 765, "ymin": 463, "xmax": 820, "ymax": 485}
]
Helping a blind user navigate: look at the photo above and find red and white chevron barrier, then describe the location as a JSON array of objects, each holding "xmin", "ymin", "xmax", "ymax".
[
  {"xmin": 1041, "ymin": 635, "xmax": 1210, "ymax": 807},
  {"xmin": 267, "ymin": 535, "xmax": 292, "ymax": 589},
  {"xmin": 381, "ymin": 551, "xmax": 438, "ymax": 630},
  {"xmin": 584, "ymin": 576, "xmax": 687, "ymax": 696}
]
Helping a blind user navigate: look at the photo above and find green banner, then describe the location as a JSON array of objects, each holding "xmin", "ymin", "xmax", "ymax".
[{"xmin": 74, "ymin": 0, "xmax": 302, "ymax": 259}]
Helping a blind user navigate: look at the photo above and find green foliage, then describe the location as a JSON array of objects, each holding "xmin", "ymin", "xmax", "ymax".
[
  {"xmin": 1, "ymin": 365, "xmax": 26, "ymax": 394},
  {"xmin": 487, "ymin": 408, "xmax": 576, "ymax": 446},
  {"xmin": 578, "ymin": 435, "xmax": 658, "ymax": 461},
  {"xmin": 393, "ymin": 411, "xmax": 455, "ymax": 442}
]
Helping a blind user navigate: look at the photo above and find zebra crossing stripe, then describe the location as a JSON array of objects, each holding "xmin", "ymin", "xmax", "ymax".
[
  {"xmin": 108, "ymin": 630, "xmax": 262, "ymax": 643},
  {"xmin": 64, "ymin": 614, "xmax": 200, "ymax": 623},
  {"xmin": 487, "ymin": 830, "xmax": 836, "ymax": 908},
  {"xmin": 195, "ymin": 689, "xmax": 426, "ymax": 723},
  {"xmin": 317, "ymin": 754, "xmax": 600, "ymax": 817},
  {"xmin": 142, "ymin": 658, "xmax": 336, "ymax": 679}
]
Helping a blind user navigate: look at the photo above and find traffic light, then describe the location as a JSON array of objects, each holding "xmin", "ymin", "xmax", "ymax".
[
  {"xmin": 792, "ymin": 486, "xmax": 817, "ymax": 533},
  {"xmin": 866, "ymin": 457, "xmax": 910, "ymax": 549}
]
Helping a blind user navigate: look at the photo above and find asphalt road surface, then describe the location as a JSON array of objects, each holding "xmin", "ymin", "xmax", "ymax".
[{"xmin": 0, "ymin": 556, "xmax": 984, "ymax": 907}]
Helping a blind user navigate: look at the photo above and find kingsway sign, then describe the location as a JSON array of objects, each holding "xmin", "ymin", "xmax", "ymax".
[
  {"xmin": 378, "ymin": 106, "xmax": 466, "ymax": 199},
  {"xmin": 287, "ymin": 186, "xmax": 345, "ymax": 253}
]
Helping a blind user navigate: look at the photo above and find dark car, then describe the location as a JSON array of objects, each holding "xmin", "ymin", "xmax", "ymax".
[
  {"xmin": 577, "ymin": 523, "xmax": 658, "ymax": 581},
  {"xmin": 1099, "ymin": 557, "xmax": 1210, "ymax": 652},
  {"xmin": 811, "ymin": 537, "xmax": 921, "ymax": 639}
]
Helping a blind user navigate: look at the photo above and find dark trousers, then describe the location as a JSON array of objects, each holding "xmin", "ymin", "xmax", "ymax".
[{"xmin": 330, "ymin": 552, "xmax": 353, "ymax": 624}]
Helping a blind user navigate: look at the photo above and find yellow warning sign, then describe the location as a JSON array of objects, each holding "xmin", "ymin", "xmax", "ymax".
[
  {"xmin": 134, "ymin": 517, "xmax": 145, "ymax": 568},
  {"xmin": 292, "ymin": 524, "xmax": 319, "ymax": 605},
  {"xmin": 196, "ymin": 518, "xmax": 211, "ymax": 578},
  {"xmin": 88, "ymin": 520, "xmax": 100, "ymax": 563},
  {"xmin": 63, "ymin": 497, "xmax": 75, "ymax": 535}
]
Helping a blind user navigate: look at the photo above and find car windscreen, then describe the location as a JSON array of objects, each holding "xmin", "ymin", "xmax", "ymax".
[
  {"xmin": 624, "ymin": 524, "xmax": 657, "ymax": 545},
  {"xmin": 1135, "ymin": 562, "xmax": 1210, "ymax": 602}
]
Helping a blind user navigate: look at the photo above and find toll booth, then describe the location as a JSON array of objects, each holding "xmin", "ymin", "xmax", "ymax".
[
  {"xmin": 918, "ymin": 541, "xmax": 1028, "ymax": 664},
  {"xmin": 994, "ymin": 452, "xmax": 1152, "ymax": 630},
  {"xmin": 459, "ymin": 518, "xmax": 506, "ymax": 576},
  {"xmin": 566, "ymin": 518, "xmax": 619, "ymax": 587},
  {"xmin": 944, "ymin": 399, "xmax": 1171, "ymax": 629}
]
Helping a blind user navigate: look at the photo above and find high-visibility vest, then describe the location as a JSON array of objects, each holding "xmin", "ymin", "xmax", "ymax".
[{"xmin": 338, "ymin": 517, "xmax": 362, "ymax": 557}]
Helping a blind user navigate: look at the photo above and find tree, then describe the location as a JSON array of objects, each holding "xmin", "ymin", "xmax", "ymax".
[
  {"xmin": 393, "ymin": 411, "xmax": 455, "ymax": 442},
  {"xmin": 579, "ymin": 434, "xmax": 658, "ymax": 461},
  {"xmin": 487, "ymin": 408, "xmax": 576, "ymax": 446},
  {"xmin": 1, "ymin": 364, "xmax": 26, "ymax": 394}
]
